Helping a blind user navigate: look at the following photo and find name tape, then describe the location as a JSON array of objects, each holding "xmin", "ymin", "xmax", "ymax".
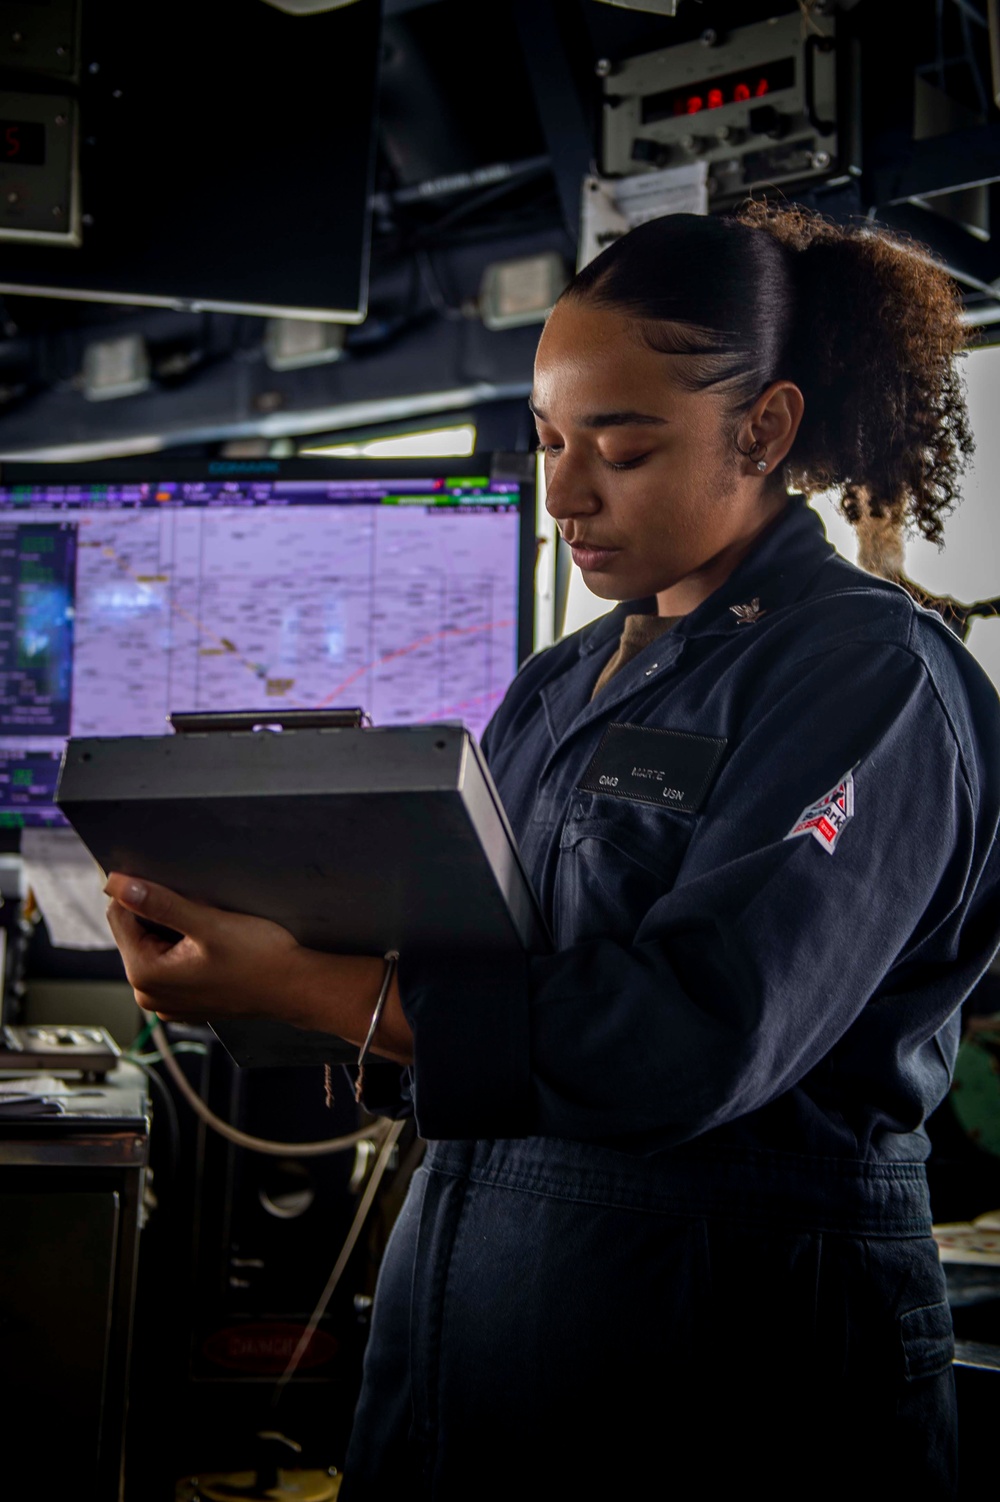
[{"xmin": 580, "ymin": 724, "xmax": 727, "ymax": 813}]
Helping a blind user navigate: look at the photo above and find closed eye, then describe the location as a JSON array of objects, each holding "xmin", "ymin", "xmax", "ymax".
[
  {"xmin": 536, "ymin": 444, "xmax": 650, "ymax": 472},
  {"xmin": 604, "ymin": 454, "xmax": 650, "ymax": 472}
]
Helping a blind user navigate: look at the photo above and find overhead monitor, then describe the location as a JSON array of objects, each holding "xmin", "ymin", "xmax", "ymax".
[
  {"xmin": 0, "ymin": 457, "xmax": 535, "ymax": 828},
  {"xmin": 0, "ymin": 0, "xmax": 381, "ymax": 320}
]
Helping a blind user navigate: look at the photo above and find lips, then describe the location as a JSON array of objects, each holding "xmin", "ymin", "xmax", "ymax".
[{"xmin": 567, "ymin": 541, "xmax": 620, "ymax": 571}]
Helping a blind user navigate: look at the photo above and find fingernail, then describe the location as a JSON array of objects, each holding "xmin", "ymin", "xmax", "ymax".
[{"xmin": 124, "ymin": 880, "xmax": 148, "ymax": 905}]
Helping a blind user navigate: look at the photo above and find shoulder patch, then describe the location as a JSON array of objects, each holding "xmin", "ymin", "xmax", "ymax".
[{"xmin": 785, "ymin": 770, "xmax": 855, "ymax": 855}]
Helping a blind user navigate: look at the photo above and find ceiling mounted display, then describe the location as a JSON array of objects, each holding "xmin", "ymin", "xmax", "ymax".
[{"xmin": 0, "ymin": 0, "xmax": 382, "ymax": 321}]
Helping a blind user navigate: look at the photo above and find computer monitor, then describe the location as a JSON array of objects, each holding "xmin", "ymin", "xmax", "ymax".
[
  {"xmin": 0, "ymin": 457, "xmax": 536, "ymax": 829},
  {"xmin": 0, "ymin": 1, "xmax": 381, "ymax": 322}
]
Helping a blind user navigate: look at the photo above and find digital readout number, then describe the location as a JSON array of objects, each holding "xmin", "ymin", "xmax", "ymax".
[{"xmin": 0, "ymin": 122, "xmax": 46, "ymax": 167}]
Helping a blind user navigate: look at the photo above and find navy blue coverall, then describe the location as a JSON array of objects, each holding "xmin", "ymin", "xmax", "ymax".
[{"xmin": 343, "ymin": 499, "xmax": 1000, "ymax": 1500}]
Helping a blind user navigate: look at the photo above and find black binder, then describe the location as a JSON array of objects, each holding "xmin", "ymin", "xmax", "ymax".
[{"xmin": 55, "ymin": 722, "xmax": 547, "ymax": 1068}]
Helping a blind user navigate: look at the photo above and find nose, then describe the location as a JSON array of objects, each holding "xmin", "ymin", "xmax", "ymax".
[{"xmin": 542, "ymin": 451, "xmax": 601, "ymax": 526}]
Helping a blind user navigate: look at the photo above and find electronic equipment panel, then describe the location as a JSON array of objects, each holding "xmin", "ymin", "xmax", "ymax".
[
  {"xmin": 602, "ymin": 11, "xmax": 856, "ymax": 203},
  {"xmin": 0, "ymin": 458, "xmax": 535, "ymax": 828}
]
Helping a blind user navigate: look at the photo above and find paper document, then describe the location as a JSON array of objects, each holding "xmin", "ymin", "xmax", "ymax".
[
  {"xmin": 0, "ymin": 1077, "xmax": 68, "ymax": 1116},
  {"xmin": 933, "ymin": 1211, "xmax": 1000, "ymax": 1265},
  {"xmin": 21, "ymin": 827, "xmax": 115, "ymax": 950},
  {"xmin": 578, "ymin": 162, "xmax": 708, "ymax": 271}
]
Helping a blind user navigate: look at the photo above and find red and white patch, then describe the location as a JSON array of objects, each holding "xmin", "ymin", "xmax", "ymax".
[{"xmin": 785, "ymin": 770, "xmax": 855, "ymax": 855}]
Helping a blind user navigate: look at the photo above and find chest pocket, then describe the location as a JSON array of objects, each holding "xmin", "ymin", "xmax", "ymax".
[{"xmin": 553, "ymin": 791, "xmax": 697, "ymax": 949}]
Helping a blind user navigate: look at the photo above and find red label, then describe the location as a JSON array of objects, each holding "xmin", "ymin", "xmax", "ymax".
[
  {"xmin": 202, "ymin": 1322, "xmax": 338, "ymax": 1374},
  {"xmin": 817, "ymin": 816, "xmax": 836, "ymax": 843}
]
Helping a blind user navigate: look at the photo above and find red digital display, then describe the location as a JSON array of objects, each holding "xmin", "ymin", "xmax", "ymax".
[
  {"xmin": 640, "ymin": 57, "xmax": 795, "ymax": 127},
  {"xmin": 679, "ymin": 77, "xmax": 769, "ymax": 114},
  {"xmin": 0, "ymin": 121, "xmax": 46, "ymax": 166}
]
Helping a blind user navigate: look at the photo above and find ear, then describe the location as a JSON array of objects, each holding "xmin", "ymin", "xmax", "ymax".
[{"xmin": 743, "ymin": 381, "xmax": 805, "ymax": 474}]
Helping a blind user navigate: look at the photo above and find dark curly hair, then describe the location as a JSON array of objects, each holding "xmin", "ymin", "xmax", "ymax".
[{"xmin": 562, "ymin": 202, "xmax": 974, "ymax": 556}]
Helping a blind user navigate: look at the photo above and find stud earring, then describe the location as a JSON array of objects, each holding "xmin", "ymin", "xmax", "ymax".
[{"xmin": 757, "ymin": 458, "xmax": 767, "ymax": 473}]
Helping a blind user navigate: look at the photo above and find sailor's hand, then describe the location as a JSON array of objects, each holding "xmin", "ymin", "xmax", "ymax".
[
  {"xmin": 104, "ymin": 874, "xmax": 300, "ymax": 1021},
  {"xmin": 103, "ymin": 872, "xmax": 414, "ymax": 1063}
]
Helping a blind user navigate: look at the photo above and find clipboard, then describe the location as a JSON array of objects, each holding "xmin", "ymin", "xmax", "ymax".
[{"xmin": 55, "ymin": 718, "xmax": 548, "ymax": 1068}]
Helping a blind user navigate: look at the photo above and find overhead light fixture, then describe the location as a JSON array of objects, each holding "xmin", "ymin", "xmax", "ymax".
[
  {"xmin": 301, "ymin": 423, "xmax": 477, "ymax": 459},
  {"xmin": 0, "ymin": 435, "xmax": 165, "ymax": 462},
  {"xmin": 960, "ymin": 303, "xmax": 1000, "ymax": 327},
  {"xmin": 82, "ymin": 335, "xmax": 151, "ymax": 401},
  {"xmin": 264, "ymin": 318, "xmax": 347, "ymax": 371},
  {"xmin": 479, "ymin": 253, "xmax": 568, "ymax": 331}
]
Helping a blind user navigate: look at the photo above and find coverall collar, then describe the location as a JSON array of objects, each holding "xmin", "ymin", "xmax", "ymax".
[
  {"xmin": 577, "ymin": 496, "xmax": 835, "ymax": 659},
  {"xmin": 543, "ymin": 499, "xmax": 837, "ymax": 745}
]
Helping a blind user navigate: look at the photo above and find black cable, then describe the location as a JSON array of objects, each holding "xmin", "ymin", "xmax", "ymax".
[
  {"xmin": 415, "ymin": 249, "xmax": 467, "ymax": 321},
  {"xmin": 129, "ymin": 1056, "xmax": 181, "ymax": 1188},
  {"xmin": 409, "ymin": 161, "xmax": 554, "ymax": 245},
  {"xmin": 430, "ymin": 199, "xmax": 565, "ymax": 247}
]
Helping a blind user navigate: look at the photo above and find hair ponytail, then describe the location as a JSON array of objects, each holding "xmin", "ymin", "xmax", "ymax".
[{"xmin": 736, "ymin": 200, "xmax": 974, "ymax": 547}]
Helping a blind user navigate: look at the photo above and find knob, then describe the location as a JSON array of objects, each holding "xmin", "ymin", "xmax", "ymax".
[
  {"xmin": 631, "ymin": 137, "xmax": 670, "ymax": 167},
  {"xmin": 748, "ymin": 105, "xmax": 788, "ymax": 140}
]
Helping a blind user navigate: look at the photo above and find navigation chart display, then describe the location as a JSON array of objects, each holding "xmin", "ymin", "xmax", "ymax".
[{"xmin": 0, "ymin": 468, "xmax": 527, "ymax": 826}]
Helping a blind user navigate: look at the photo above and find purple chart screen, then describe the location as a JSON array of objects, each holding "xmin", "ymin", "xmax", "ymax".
[{"xmin": 0, "ymin": 472, "xmax": 527, "ymax": 826}]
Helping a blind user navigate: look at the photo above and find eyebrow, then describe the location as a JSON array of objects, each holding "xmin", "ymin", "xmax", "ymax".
[{"xmin": 528, "ymin": 397, "xmax": 667, "ymax": 429}]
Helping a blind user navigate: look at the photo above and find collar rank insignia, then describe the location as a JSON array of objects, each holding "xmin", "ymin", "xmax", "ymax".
[{"xmin": 730, "ymin": 597, "xmax": 766, "ymax": 625}]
